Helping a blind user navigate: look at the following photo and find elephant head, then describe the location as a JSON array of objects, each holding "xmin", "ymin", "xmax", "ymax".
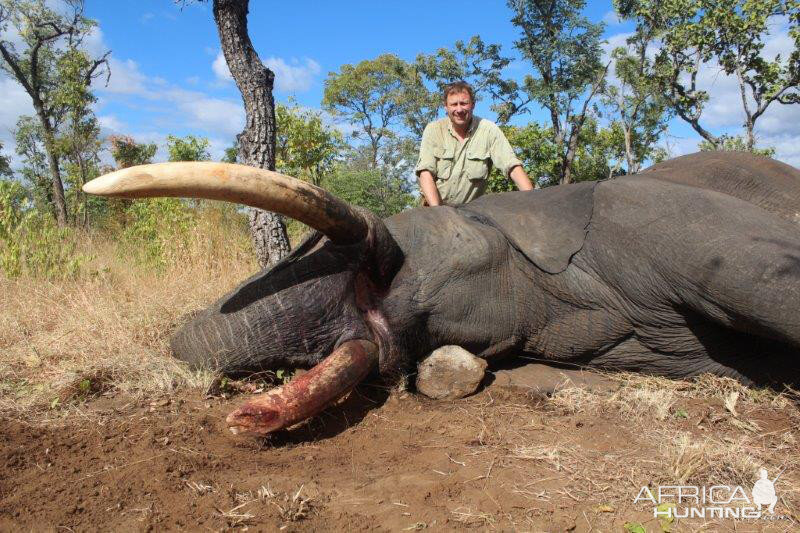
[{"xmin": 84, "ymin": 162, "xmax": 405, "ymax": 435}]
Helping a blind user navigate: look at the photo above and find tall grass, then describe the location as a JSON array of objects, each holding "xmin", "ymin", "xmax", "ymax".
[{"xmin": 0, "ymin": 201, "xmax": 267, "ymax": 413}]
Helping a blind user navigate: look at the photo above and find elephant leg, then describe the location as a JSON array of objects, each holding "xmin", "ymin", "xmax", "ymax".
[{"xmin": 592, "ymin": 320, "xmax": 800, "ymax": 387}]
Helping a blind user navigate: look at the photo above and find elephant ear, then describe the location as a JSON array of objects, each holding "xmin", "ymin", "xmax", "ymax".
[
  {"xmin": 460, "ymin": 182, "xmax": 595, "ymax": 274},
  {"xmin": 640, "ymin": 152, "xmax": 800, "ymax": 224}
]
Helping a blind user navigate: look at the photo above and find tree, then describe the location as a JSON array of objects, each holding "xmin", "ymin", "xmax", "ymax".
[
  {"xmin": 602, "ymin": 37, "xmax": 672, "ymax": 174},
  {"xmin": 616, "ymin": 0, "xmax": 799, "ymax": 151},
  {"xmin": 321, "ymin": 166, "xmax": 412, "ymax": 218},
  {"xmin": 415, "ymin": 35, "xmax": 528, "ymax": 125},
  {"xmin": 492, "ymin": 120, "xmax": 624, "ymax": 190},
  {"xmin": 275, "ymin": 102, "xmax": 343, "ymax": 186},
  {"xmin": 490, "ymin": 123, "xmax": 560, "ymax": 190},
  {"xmin": 211, "ymin": 0, "xmax": 289, "ymax": 269},
  {"xmin": 698, "ymin": 135, "xmax": 776, "ymax": 157},
  {"xmin": 323, "ymin": 54, "xmax": 422, "ymax": 168},
  {"xmin": 166, "ymin": 134, "xmax": 211, "ymax": 162},
  {"xmin": 108, "ymin": 135, "xmax": 157, "ymax": 169},
  {"xmin": 509, "ymin": 0, "xmax": 609, "ymax": 184},
  {"xmin": 14, "ymin": 115, "xmax": 51, "ymax": 212},
  {"xmin": 53, "ymin": 48, "xmax": 101, "ymax": 225},
  {"xmin": 0, "ymin": 142, "xmax": 10, "ymax": 177},
  {"xmin": 0, "ymin": 0, "xmax": 109, "ymax": 225},
  {"xmin": 222, "ymin": 142, "xmax": 238, "ymax": 163}
]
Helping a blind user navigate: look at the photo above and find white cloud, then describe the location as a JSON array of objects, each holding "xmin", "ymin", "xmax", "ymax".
[
  {"xmin": 603, "ymin": 10, "xmax": 622, "ymax": 26},
  {"xmin": 212, "ymin": 52, "xmax": 321, "ymax": 93},
  {"xmin": 97, "ymin": 114, "xmax": 127, "ymax": 134},
  {"xmin": 263, "ymin": 57, "xmax": 321, "ymax": 92},
  {"xmin": 212, "ymin": 51, "xmax": 233, "ymax": 81},
  {"xmin": 602, "ymin": 31, "xmax": 634, "ymax": 55},
  {"xmin": 167, "ymin": 89, "xmax": 245, "ymax": 137},
  {"xmin": 0, "ymin": 75, "xmax": 35, "ymax": 167},
  {"xmin": 761, "ymin": 134, "xmax": 800, "ymax": 168},
  {"xmin": 207, "ymin": 136, "xmax": 235, "ymax": 161},
  {"xmin": 100, "ymin": 58, "xmax": 154, "ymax": 97},
  {"xmin": 80, "ymin": 26, "xmax": 108, "ymax": 58}
]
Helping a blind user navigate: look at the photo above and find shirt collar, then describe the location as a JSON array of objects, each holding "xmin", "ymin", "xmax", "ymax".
[{"xmin": 447, "ymin": 115, "xmax": 481, "ymax": 139}]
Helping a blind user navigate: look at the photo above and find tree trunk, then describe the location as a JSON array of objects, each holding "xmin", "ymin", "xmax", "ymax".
[
  {"xmin": 623, "ymin": 124, "xmax": 636, "ymax": 174},
  {"xmin": 45, "ymin": 147, "xmax": 67, "ymax": 226},
  {"xmin": 35, "ymin": 108, "xmax": 68, "ymax": 226},
  {"xmin": 212, "ymin": 0, "xmax": 290, "ymax": 268},
  {"xmin": 560, "ymin": 127, "xmax": 580, "ymax": 185}
]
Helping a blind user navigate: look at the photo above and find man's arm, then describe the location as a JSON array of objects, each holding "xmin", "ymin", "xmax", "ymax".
[
  {"xmin": 415, "ymin": 123, "xmax": 443, "ymax": 207},
  {"xmin": 509, "ymin": 165, "xmax": 534, "ymax": 191},
  {"xmin": 488, "ymin": 122, "xmax": 535, "ymax": 191},
  {"xmin": 418, "ymin": 170, "xmax": 443, "ymax": 206}
]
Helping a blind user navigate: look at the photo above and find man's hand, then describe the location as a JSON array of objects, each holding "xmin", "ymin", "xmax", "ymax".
[
  {"xmin": 418, "ymin": 170, "xmax": 443, "ymax": 206},
  {"xmin": 510, "ymin": 165, "xmax": 534, "ymax": 191}
]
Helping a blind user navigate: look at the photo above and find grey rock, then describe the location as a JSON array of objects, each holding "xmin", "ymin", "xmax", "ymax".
[{"xmin": 416, "ymin": 346, "xmax": 488, "ymax": 400}]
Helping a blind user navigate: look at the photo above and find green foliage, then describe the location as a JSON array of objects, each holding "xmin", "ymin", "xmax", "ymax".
[
  {"xmin": 496, "ymin": 123, "xmax": 561, "ymax": 190},
  {"xmin": 0, "ymin": 179, "xmax": 89, "ymax": 279},
  {"xmin": 490, "ymin": 120, "xmax": 625, "ymax": 190},
  {"xmin": 109, "ymin": 135, "xmax": 157, "ymax": 169},
  {"xmin": 276, "ymin": 101, "xmax": 344, "ymax": 185},
  {"xmin": 321, "ymin": 167, "xmax": 412, "ymax": 218},
  {"xmin": 166, "ymin": 134, "xmax": 211, "ymax": 162},
  {"xmin": 14, "ymin": 116, "xmax": 52, "ymax": 213},
  {"xmin": 698, "ymin": 135, "xmax": 776, "ymax": 157},
  {"xmin": 0, "ymin": 0, "xmax": 109, "ymax": 223},
  {"xmin": 509, "ymin": 0, "xmax": 609, "ymax": 183},
  {"xmin": 616, "ymin": 0, "xmax": 800, "ymax": 150},
  {"xmin": 222, "ymin": 142, "xmax": 238, "ymax": 163},
  {"xmin": 52, "ymin": 49, "xmax": 103, "ymax": 225},
  {"xmin": 323, "ymin": 54, "xmax": 425, "ymax": 166},
  {"xmin": 119, "ymin": 198, "xmax": 194, "ymax": 270},
  {"xmin": 0, "ymin": 142, "xmax": 10, "ymax": 177},
  {"xmin": 415, "ymin": 36, "xmax": 521, "ymax": 124},
  {"xmin": 623, "ymin": 522, "xmax": 646, "ymax": 533},
  {"xmin": 602, "ymin": 38, "xmax": 673, "ymax": 174}
]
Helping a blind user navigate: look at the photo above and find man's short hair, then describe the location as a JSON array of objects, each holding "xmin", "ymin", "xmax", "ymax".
[{"xmin": 443, "ymin": 81, "xmax": 475, "ymax": 103}]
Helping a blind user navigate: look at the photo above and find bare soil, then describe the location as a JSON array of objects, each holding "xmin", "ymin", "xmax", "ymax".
[{"xmin": 1, "ymin": 365, "xmax": 798, "ymax": 532}]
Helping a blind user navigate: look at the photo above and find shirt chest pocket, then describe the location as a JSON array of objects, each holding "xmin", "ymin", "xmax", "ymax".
[
  {"xmin": 435, "ymin": 148, "xmax": 456, "ymax": 180},
  {"xmin": 465, "ymin": 148, "xmax": 491, "ymax": 181}
]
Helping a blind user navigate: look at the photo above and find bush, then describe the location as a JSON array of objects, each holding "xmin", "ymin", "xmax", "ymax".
[
  {"xmin": 119, "ymin": 198, "xmax": 194, "ymax": 270},
  {"xmin": 322, "ymin": 167, "xmax": 412, "ymax": 218},
  {"xmin": 0, "ymin": 179, "xmax": 90, "ymax": 279}
]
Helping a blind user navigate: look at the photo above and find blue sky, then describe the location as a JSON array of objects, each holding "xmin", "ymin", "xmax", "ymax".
[{"xmin": 2, "ymin": 0, "xmax": 799, "ymax": 169}]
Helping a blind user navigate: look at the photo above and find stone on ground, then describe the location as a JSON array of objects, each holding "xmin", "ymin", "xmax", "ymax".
[{"xmin": 416, "ymin": 346, "xmax": 488, "ymax": 400}]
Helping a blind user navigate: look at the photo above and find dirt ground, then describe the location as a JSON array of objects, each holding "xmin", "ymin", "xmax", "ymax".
[{"xmin": 1, "ymin": 365, "xmax": 798, "ymax": 532}]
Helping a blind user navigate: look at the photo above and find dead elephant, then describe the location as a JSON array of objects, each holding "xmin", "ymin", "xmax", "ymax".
[{"xmin": 84, "ymin": 151, "xmax": 800, "ymax": 435}]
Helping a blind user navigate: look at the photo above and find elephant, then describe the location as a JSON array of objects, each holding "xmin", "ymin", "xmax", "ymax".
[{"xmin": 83, "ymin": 151, "xmax": 800, "ymax": 435}]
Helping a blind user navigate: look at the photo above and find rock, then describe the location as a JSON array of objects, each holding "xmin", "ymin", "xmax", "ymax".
[{"xmin": 416, "ymin": 346, "xmax": 488, "ymax": 400}]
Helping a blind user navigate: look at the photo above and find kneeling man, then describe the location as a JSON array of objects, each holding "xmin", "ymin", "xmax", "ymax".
[{"xmin": 415, "ymin": 81, "xmax": 533, "ymax": 206}]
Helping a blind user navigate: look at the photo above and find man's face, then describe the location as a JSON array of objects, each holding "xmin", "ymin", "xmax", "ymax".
[{"xmin": 445, "ymin": 90, "xmax": 474, "ymax": 129}]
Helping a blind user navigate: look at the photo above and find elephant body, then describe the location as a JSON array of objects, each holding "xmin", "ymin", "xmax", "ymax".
[{"xmin": 172, "ymin": 152, "xmax": 800, "ymax": 387}]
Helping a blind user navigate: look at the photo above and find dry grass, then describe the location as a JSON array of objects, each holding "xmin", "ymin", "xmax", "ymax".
[
  {"xmin": 540, "ymin": 371, "xmax": 800, "ymax": 513},
  {"xmin": 0, "ymin": 205, "xmax": 262, "ymax": 414}
]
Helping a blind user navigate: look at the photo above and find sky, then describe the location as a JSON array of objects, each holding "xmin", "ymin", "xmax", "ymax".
[{"xmin": 1, "ymin": 0, "xmax": 799, "ymax": 170}]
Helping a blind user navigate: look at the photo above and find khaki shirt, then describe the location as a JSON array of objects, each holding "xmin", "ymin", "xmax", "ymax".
[{"xmin": 414, "ymin": 116, "xmax": 523, "ymax": 205}]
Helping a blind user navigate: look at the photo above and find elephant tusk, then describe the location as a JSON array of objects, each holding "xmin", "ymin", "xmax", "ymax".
[
  {"xmin": 225, "ymin": 339, "xmax": 377, "ymax": 436},
  {"xmin": 83, "ymin": 162, "xmax": 369, "ymax": 244}
]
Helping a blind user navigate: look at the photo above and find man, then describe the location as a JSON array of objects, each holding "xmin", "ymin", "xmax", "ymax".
[{"xmin": 415, "ymin": 81, "xmax": 534, "ymax": 206}]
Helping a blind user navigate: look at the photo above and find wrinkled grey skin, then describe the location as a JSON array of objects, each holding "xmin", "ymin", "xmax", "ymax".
[{"xmin": 172, "ymin": 152, "xmax": 800, "ymax": 387}]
